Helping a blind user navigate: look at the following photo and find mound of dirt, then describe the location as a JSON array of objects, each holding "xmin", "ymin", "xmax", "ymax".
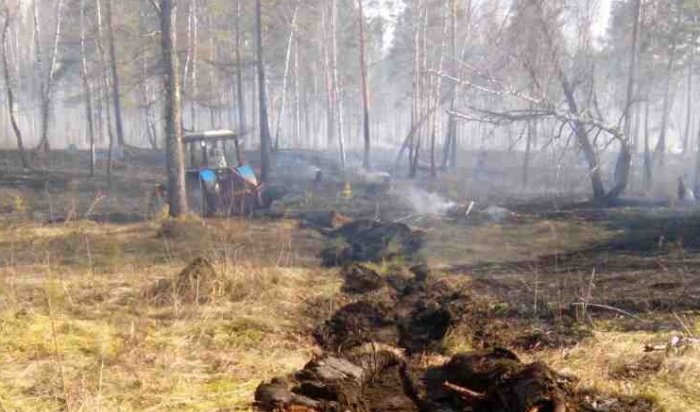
[
  {"xmin": 425, "ymin": 348, "xmax": 567, "ymax": 412},
  {"xmin": 256, "ymin": 348, "xmax": 570, "ymax": 412},
  {"xmin": 341, "ymin": 264, "xmax": 386, "ymax": 294},
  {"xmin": 313, "ymin": 297, "xmax": 399, "ymax": 351},
  {"xmin": 320, "ymin": 220, "xmax": 425, "ymax": 266},
  {"xmin": 256, "ymin": 350, "xmax": 418, "ymax": 412},
  {"xmin": 144, "ymin": 257, "xmax": 223, "ymax": 305},
  {"xmin": 316, "ymin": 273, "xmax": 480, "ymax": 355}
]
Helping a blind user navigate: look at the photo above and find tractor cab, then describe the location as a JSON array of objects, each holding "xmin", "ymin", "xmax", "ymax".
[{"xmin": 183, "ymin": 130, "xmax": 262, "ymax": 217}]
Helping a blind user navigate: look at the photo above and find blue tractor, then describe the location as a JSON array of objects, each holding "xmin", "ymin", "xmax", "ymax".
[{"xmin": 183, "ymin": 130, "xmax": 266, "ymax": 217}]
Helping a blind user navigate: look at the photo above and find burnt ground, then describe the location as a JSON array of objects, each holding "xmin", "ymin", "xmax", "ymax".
[
  {"xmin": 257, "ymin": 261, "xmax": 660, "ymax": 411},
  {"xmin": 256, "ymin": 201, "xmax": 700, "ymax": 411},
  {"xmin": 453, "ymin": 208, "xmax": 700, "ymax": 324},
  {"xmin": 1, "ymin": 149, "xmax": 697, "ymax": 410}
]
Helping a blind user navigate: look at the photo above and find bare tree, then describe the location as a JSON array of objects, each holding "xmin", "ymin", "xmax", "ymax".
[
  {"xmin": 445, "ymin": 0, "xmax": 630, "ymax": 202},
  {"xmin": 105, "ymin": 0, "xmax": 125, "ymax": 147},
  {"xmin": 234, "ymin": 0, "xmax": 245, "ymax": 163},
  {"xmin": 274, "ymin": 4, "xmax": 299, "ymax": 150},
  {"xmin": 622, "ymin": 0, "xmax": 641, "ymax": 190},
  {"xmin": 34, "ymin": 0, "xmax": 65, "ymax": 153},
  {"xmin": 79, "ymin": 0, "xmax": 95, "ymax": 175},
  {"xmin": 331, "ymin": 0, "xmax": 346, "ymax": 173},
  {"xmin": 357, "ymin": 0, "xmax": 371, "ymax": 169},
  {"xmin": 1, "ymin": 4, "xmax": 29, "ymax": 169},
  {"xmin": 256, "ymin": 0, "xmax": 272, "ymax": 182},
  {"xmin": 96, "ymin": 0, "xmax": 115, "ymax": 177},
  {"xmin": 442, "ymin": 0, "xmax": 458, "ymax": 171},
  {"xmin": 683, "ymin": 48, "xmax": 694, "ymax": 155},
  {"xmin": 654, "ymin": 2, "xmax": 683, "ymax": 169}
]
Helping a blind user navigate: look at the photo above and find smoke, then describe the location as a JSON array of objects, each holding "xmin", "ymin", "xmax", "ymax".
[{"xmin": 400, "ymin": 185, "xmax": 456, "ymax": 215}]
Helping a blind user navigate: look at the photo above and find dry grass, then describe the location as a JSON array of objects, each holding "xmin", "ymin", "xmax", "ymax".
[
  {"xmin": 535, "ymin": 329, "xmax": 700, "ymax": 412},
  {"xmin": 0, "ymin": 199, "xmax": 699, "ymax": 411},
  {"xmin": 0, "ymin": 219, "xmax": 339, "ymax": 411}
]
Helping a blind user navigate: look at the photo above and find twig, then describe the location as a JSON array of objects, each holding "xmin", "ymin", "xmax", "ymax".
[
  {"xmin": 570, "ymin": 302, "xmax": 643, "ymax": 322},
  {"xmin": 443, "ymin": 381, "xmax": 485, "ymax": 401},
  {"xmin": 673, "ymin": 312, "xmax": 694, "ymax": 337}
]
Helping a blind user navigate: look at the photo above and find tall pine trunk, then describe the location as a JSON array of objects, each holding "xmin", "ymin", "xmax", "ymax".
[
  {"xmin": 357, "ymin": 0, "xmax": 371, "ymax": 170},
  {"xmin": 105, "ymin": 0, "xmax": 125, "ymax": 147},
  {"xmin": 273, "ymin": 6, "xmax": 298, "ymax": 150},
  {"xmin": 331, "ymin": 0, "xmax": 346, "ymax": 173},
  {"xmin": 234, "ymin": 0, "xmax": 245, "ymax": 164},
  {"xmin": 255, "ymin": 0, "xmax": 272, "ymax": 182},
  {"xmin": 78, "ymin": 0, "xmax": 95, "ymax": 176},
  {"xmin": 160, "ymin": 0, "xmax": 188, "ymax": 217},
  {"xmin": 684, "ymin": 49, "xmax": 694, "ymax": 155}
]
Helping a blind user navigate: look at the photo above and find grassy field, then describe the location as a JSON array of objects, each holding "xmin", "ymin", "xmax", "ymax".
[
  {"xmin": 0, "ymin": 155, "xmax": 698, "ymax": 411},
  {"xmin": 0, "ymin": 217, "xmax": 340, "ymax": 411}
]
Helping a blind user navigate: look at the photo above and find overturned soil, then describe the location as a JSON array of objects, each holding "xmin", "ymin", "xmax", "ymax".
[
  {"xmin": 315, "ymin": 266, "xmax": 482, "ymax": 355},
  {"xmin": 256, "ymin": 262, "xmax": 658, "ymax": 411},
  {"xmin": 320, "ymin": 219, "xmax": 425, "ymax": 267}
]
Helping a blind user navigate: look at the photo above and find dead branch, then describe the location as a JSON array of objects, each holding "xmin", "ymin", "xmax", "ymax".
[
  {"xmin": 569, "ymin": 302, "xmax": 643, "ymax": 322},
  {"xmin": 433, "ymin": 69, "xmax": 625, "ymax": 143},
  {"xmin": 644, "ymin": 335, "xmax": 700, "ymax": 352},
  {"xmin": 442, "ymin": 381, "xmax": 486, "ymax": 401}
]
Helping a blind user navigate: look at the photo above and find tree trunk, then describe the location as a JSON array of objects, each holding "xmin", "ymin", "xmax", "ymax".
[
  {"xmin": 643, "ymin": 97, "xmax": 652, "ymax": 192},
  {"xmin": 561, "ymin": 74, "xmax": 606, "ymax": 201},
  {"xmin": 684, "ymin": 48, "xmax": 694, "ymax": 155},
  {"xmin": 322, "ymin": 5, "xmax": 335, "ymax": 150},
  {"xmin": 160, "ymin": 0, "xmax": 188, "ymax": 217},
  {"xmin": 655, "ymin": 4, "xmax": 682, "ymax": 168},
  {"xmin": 331, "ymin": 0, "xmax": 346, "ymax": 173},
  {"xmin": 139, "ymin": 3, "xmax": 157, "ymax": 150},
  {"xmin": 96, "ymin": 0, "xmax": 115, "ymax": 178},
  {"xmin": 78, "ymin": 0, "xmax": 95, "ymax": 176},
  {"xmin": 357, "ymin": 0, "xmax": 371, "ymax": 170},
  {"xmin": 442, "ymin": 0, "xmax": 457, "ymax": 170},
  {"xmin": 523, "ymin": 120, "xmax": 533, "ymax": 188},
  {"xmin": 608, "ymin": 0, "xmax": 640, "ymax": 199},
  {"xmin": 234, "ymin": 0, "xmax": 245, "ymax": 164},
  {"xmin": 409, "ymin": 4, "xmax": 421, "ymax": 177},
  {"xmin": 105, "ymin": 0, "xmax": 125, "ymax": 147},
  {"xmin": 534, "ymin": 1, "xmax": 606, "ymax": 202},
  {"xmin": 255, "ymin": 0, "xmax": 272, "ymax": 183},
  {"xmin": 35, "ymin": 0, "xmax": 65, "ymax": 153},
  {"xmin": 187, "ymin": 0, "xmax": 198, "ymax": 130},
  {"xmin": 1, "ymin": 8, "xmax": 29, "ymax": 169},
  {"xmin": 294, "ymin": 33, "xmax": 301, "ymax": 147},
  {"xmin": 694, "ymin": 110, "xmax": 700, "ymax": 196},
  {"xmin": 429, "ymin": 4, "xmax": 449, "ymax": 178},
  {"xmin": 622, "ymin": 0, "xmax": 640, "ymax": 144},
  {"xmin": 273, "ymin": 5, "xmax": 298, "ymax": 150}
]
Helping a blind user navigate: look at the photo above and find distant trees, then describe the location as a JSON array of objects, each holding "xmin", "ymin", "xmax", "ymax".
[{"xmin": 3, "ymin": 0, "xmax": 700, "ymax": 203}]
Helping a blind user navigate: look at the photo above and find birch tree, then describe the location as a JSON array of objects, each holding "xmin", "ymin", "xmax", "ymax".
[{"xmin": 1, "ymin": 3, "xmax": 29, "ymax": 169}]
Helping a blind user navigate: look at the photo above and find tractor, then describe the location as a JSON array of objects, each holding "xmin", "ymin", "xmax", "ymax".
[{"xmin": 182, "ymin": 130, "xmax": 265, "ymax": 217}]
